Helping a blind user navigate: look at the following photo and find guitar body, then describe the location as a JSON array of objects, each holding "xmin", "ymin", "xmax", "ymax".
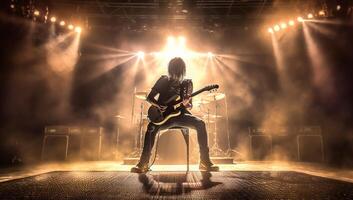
[
  {"xmin": 147, "ymin": 83, "xmax": 219, "ymax": 126},
  {"xmin": 148, "ymin": 105, "xmax": 181, "ymax": 125}
]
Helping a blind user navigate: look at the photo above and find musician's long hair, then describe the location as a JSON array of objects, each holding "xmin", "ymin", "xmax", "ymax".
[{"xmin": 168, "ymin": 57, "xmax": 186, "ymax": 82}]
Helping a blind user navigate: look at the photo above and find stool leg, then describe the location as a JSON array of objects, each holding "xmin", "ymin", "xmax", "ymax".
[{"xmin": 181, "ymin": 129, "xmax": 189, "ymax": 172}]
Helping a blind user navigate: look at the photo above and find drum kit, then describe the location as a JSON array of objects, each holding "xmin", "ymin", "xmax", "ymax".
[
  {"xmin": 123, "ymin": 88, "xmax": 232, "ymax": 158},
  {"xmin": 194, "ymin": 92, "xmax": 231, "ymax": 156}
]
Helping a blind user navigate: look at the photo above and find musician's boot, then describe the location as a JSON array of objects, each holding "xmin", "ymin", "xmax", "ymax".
[
  {"xmin": 199, "ymin": 148, "xmax": 219, "ymax": 172},
  {"xmin": 199, "ymin": 160, "xmax": 219, "ymax": 172},
  {"xmin": 130, "ymin": 162, "xmax": 151, "ymax": 173}
]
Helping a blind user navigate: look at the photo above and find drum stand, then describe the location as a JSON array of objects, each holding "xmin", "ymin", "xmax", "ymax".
[
  {"xmin": 115, "ymin": 115, "xmax": 121, "ymax": 158},
  {"xmin": 129, "ymin": 91, "xmax": 145, "ymax": 158},
  {"xmin": 224, "ymin": 95, "xmax": 233, "ymax": 157},
  {"xmin": 209, "ymin": 97, "xmax": 226, "ymax": 157}
]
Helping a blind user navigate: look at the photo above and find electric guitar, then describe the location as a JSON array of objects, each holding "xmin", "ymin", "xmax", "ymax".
[{"xmin": 148, "ymin": 84, "xmax": 219, "ymax": 125}]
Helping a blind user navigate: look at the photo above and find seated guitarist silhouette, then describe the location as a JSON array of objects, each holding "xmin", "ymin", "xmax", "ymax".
[{"xmin": 131, "ymin": 57, "xmax": 219, "ymax": 173}]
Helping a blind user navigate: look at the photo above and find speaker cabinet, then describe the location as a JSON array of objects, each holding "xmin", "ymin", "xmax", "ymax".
[
  {"xmin": 80, "ymin": 127, "xmax": 103, "ymax": 160},
  {"xmin": 297, "ymin": 135, "xmax": 324, "ymax": 162},
  {"xmin": 250, "ymin": 135, "xmax": 272, "ymax": 160},
  {"xmin": 42, "ymin": 136, "xmax": 68, "ymax": 161}
]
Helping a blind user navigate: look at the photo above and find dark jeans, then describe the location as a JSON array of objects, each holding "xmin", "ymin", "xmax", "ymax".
[{"xmin": 138, "ymin": 113, "xmax": 211, "ymax": 166}]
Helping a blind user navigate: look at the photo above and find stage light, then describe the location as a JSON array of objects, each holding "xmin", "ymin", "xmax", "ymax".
[
  {"xmin": 75, "ymin": 26, "xmax": 82, "ymax": 33},
  {"xmin": 34, "ymin": 10, "xmax": 40, "ymax": 16},
  {"xmin": 274, "ymin": 25, "xmax": 280, "ymax": 32},
  {"xmin": 307, "ymin": 13, "xmax": 314, "ymax": 19},
  {"xmin": 336, "ymin": 5, "xmax": 341, "ymax": 11},
  {"xmin": 50, "ymin": 17, "xmax": 56, "ymax": 23},
  {"xmin": 297, "ymin": 17, "xmax": 304, "ymax": 22},
  {"xmin": 137, "ymin": 51, "xmax": 144, "ymax": 58},
  {"xmin": 280, "ymin": 23, "xmax": 287, "ymax": 29},
  {"xmin": 288, "ymin": 20, "xmax": 295, "ymax": 26},
  {"xmin": 167, "ymin": 36, "xmax": 175, "ymax": 46},
  {"xmin": 68, "ymin": 24, "xmax": 74, "ymax": 30},
  {"xmin": 60, "ymin": 21, "xmax": 65, "ymax": 26},
  {"xmin": 178, "ymin": 36, "xmax": 186, "ymax": 46},
  {"xmin": 268, "ymin": 28, "xmax": 273, "ymax": 33},
  {"xmin": 318, "ymin": 10, "xmax": 325, "ymax": 16},
  {"xmin": 10, "ymin": 4, "xmax": 15, "ymax": 9}
]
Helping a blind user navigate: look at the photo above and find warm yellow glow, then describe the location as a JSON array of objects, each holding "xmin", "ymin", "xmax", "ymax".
[
  {"xmin": 288, "ymin": 20, "xmax": 295, "ymax": 26},
  {"xmin": 280, "ymin": 23, "xmax": 287, "ymax": 29},
  {"xmin": 318, "ymin": 10, "xmax": 325, "ymax": 16},
  {"xmin": 34, "ymin": 10, "xmax": 40, "ymax": 16},
  {"xmin": 207, "ymin": 52, "xmax": 214, "ymax": 57},
  {"xmin": 274, "ymin": 25, "xmax": 280, "ymax": 32},
  {"xmin": 163, "ymin": 36, "xmax": 189, "ymax": 59},
  {"xmin": 68, "ymin": 24, "xmax": 74, "ymax": 30},
  {"xmin": 75, "ymin": 26, "xmax": 82, "ymax": 33},
  {"xmin": 297, "ymin": 17, "xmax": 304, "ymax": 22},
  {"xmin": 167, "ymin": 36, "xmax": 176, "ymax": 47},
  {"xmin": 60, "ymin": 21, "xmax": 66, "ymax": 26},
  {"xmin": 2, "ymin": 161, "xmax": 352, "ymax": 183},
  {"xmin": 307, "ymin": 13, "xmax": 314, "ymax": 19},
  {"xmin": 336, "ymin": 5, "xmax": 341, "ymax": 11},
  {"xmin": 10, "ymin": 4, "xmax": 15, "ymax": 9},
  {"xmin": 268, "ymin": 28, "xmax": 273, "ymax": 33},
  {"xmin": 50, "ymin": 17, "xmax": 56, "ymax": 23},
  {"xmin": 137, "ymin": 51, "xmax": 144, "ymax": 59},
  {"xmin": 178, "ymin": 36, "xmax": 186, "ymax": 47},
  {"xmin": 46, "ymin": 32, "xmax": 81, "ymax": 73}
]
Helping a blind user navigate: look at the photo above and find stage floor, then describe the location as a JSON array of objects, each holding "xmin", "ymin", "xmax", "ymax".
[{"xmin": 0, "ymin": 161, "xmax": 352, "ymax": 199}]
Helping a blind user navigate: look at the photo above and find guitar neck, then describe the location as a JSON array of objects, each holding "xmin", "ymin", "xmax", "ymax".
[
  {"xmin": 173, "ymin": 88, "xmax": 206, "ymax": 105},
  {"xmin": 190, "ymin": 88, "xmax": 205, "ymax": 98}
]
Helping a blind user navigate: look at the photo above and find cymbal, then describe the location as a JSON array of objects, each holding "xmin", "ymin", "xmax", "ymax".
[
  {"xmin": 114, "ymin": 115, "xmax": 125, "ymax": 119},
  {"xmin": 204, "ymin": 120, "xmax": 215, "ymax": 123},
  {"xmin": 193, "ymin": 99, "xmax": 210, "ymax": 106},
  {"xmin": 203, "ymin": 114, "xmax": 223, "ymax": 119},
  {"xmin": 135, "ymin": 91, "xmax": 148, "ymax": 100},
  {"xmin": 205, "ymin": 92, "xmax": 226, "ymax": 101}
]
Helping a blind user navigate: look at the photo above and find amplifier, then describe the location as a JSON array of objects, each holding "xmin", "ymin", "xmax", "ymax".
[
  {"xmin": 296, "ymin": 126, "xmax": 324, "ymax": 162},
  {"xmin": 80, "ymin": 127, "xmax": 103, "ymax": 160},
  {"xmin": 298, "ymin": 126, "xmax": 322, "ymax": 135},
  {"xmin": 45, "ymin": 126, "xmax": 69, "ymax": 135},
  {"xmin": 249, "ymin": 135, "xmax": 272, "ymax": 160},
  {"xmin": 42, "ymin": 126, "xmax": 70, "ymax": 160},
  {"xmin": 42, "ymin": 126, "xmax": 103, "ymax": 161},
  {"xmin": 248, "ymin": 127, "xmax": 273, "ymax": 160},
  {"xmin": 297, "ymin": 135, "xmax": 324, "ymax": 162}
]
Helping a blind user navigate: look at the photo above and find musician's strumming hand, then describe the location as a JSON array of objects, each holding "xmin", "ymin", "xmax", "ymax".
[
  {"xmin": 158, "ymin": 104, "xmax": 167, "ymax": 111},
  {"xmin": 182, "ymin": 97, "xmax": 192, "ymax": 108}
]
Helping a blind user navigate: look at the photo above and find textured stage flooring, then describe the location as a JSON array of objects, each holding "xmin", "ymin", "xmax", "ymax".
[{"xmin": 0, "ymin": 170, "xmax": 353, "ymax": 200}]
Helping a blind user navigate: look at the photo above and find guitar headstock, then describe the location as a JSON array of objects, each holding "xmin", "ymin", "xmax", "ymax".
[{"xmin": 203, "ymin": 84, "xmax": 219, "ymax": 92}]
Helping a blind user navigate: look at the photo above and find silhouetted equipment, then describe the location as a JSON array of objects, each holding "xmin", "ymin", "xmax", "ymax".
[
  {"xmin": 41, "ymin": 126, "xmax": 70, "ymax": 160},
  {"xmin": 248, "ymin": 126, "xmax": 324, "ymax": 162},
  {"xmin": 80, "ymin": 127, "xmax": 103, "ymax": 160},
  {"xmin": 297, "ymin": 126, "xmax": 324, "ymax": 162},
  {"xmin": 129, "ymin": 89, "xmax": 150, "ymax": 158},
  {"xmin": 113, "ymin": 114, "xmax": 125, "ymax": 159},
  {"xmin": 135, "ymin": 91, "xmax": 148, "ymax": 100},
  {"xmin": 248, "ymin": 128, "xmax": 273, "ymax": 160},
  {"xmin": 41, "ymin": 126, "xmax": 103, "ymax": 161}
]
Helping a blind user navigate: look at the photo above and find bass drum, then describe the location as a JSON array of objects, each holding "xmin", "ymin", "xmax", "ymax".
[{"xmin": 154, "ymin": 129, "xmax": 198, "ymax": 164}]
